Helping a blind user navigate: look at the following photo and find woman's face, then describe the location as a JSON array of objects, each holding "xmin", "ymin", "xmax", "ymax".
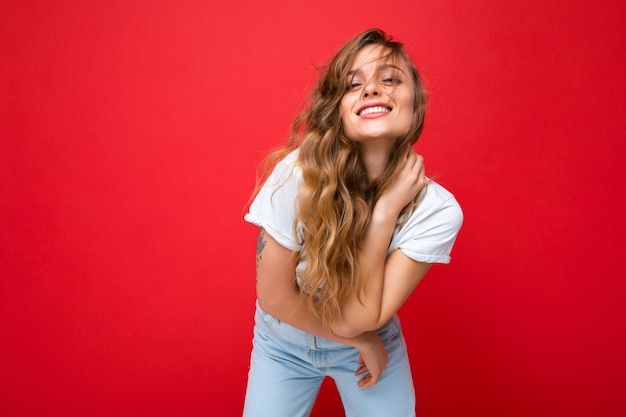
[{"xmin": 340, "ymin": 45, "xmax": 416, "ymax": 146}]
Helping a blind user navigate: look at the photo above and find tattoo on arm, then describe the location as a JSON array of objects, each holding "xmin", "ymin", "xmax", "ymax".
[{"xmin": 256, "ymin": 230, "xmax": 266, "ymax": 284}]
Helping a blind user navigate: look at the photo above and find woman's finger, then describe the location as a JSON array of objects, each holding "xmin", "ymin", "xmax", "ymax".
[
  {"xmin": 357, "ymin": 374, "xmax": 372, "ymax": 388},
  {"xmin": 355, "ymin": 365, "xmax": 368, "ymax": 376}
]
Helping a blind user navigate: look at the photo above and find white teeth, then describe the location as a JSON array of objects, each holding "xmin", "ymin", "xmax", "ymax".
[{"xmin": 359, "ymin": 106, "xmax": 390, "ymax": 116}]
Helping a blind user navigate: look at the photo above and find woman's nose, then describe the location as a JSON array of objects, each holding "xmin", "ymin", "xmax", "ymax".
[{"xmin": 362, "ymin": 80, "xmax": 379, "ymax": 97}]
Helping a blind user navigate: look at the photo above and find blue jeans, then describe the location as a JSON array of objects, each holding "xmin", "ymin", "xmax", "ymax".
[{"xmin": 242, "ymin": 302, "xmax": 416, "ymax": 417}]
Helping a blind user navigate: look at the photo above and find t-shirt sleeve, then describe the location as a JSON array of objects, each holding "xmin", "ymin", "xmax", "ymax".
[
  {"xmin": 244, "ymin": 155, "xmax": 302, "ymax": 251},
  {"xmin": 395, "ymin": 187, "xmax": 463, "ymax": 264}
]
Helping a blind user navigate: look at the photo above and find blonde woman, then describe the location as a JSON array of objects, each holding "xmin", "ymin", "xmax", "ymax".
[{"xmin": 243, "ymin": 28, "xmax": 463, "ymax": 417}]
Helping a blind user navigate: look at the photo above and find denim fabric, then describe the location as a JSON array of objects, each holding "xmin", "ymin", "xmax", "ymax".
[{"xmin": 242, "ymin": 302, "xmax": 416, "ymax": 417}]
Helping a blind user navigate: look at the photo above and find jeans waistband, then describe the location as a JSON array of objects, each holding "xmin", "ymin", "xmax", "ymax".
[{"xmin": 254, "ymin": 301, "xmax": 401, "ymax": 350}]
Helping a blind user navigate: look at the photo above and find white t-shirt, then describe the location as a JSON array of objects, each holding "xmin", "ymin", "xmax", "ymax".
[{"xmin": 245, "ymin": 150, "xmax": 463, "ymax": 265}]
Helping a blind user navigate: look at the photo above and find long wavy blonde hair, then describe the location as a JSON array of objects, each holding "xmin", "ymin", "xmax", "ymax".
[{"xmin": 255, "ymin": 28, "xmax": 428, "ymax": 329}]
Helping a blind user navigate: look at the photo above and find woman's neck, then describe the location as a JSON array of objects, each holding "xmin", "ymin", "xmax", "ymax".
[{"xmin": 360, "ymin": 141, "xmax": 391, "ymax": 181}]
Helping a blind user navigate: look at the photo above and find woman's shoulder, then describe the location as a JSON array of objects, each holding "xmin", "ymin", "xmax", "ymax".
[
  {"xmin": 391, "ymin": 180, "xmax": 463, "ymax": 263},
  {"xmin": 269, "ymin": 149, "xmax": 301, "ymax": 178},
  {"xmin": 261, "ymin": 149, "xmax": 303, "ymax": 194},
  {"xmin": 276, "ymin": 148, "xmax": 300, "ymax": 167},
  {"xmin": 422, "ymin": 180, "xmax": 458, "ymax": 207},
  {"xmin": 405, "ymin": 179, "xmax": 463, "ymax": 227}
]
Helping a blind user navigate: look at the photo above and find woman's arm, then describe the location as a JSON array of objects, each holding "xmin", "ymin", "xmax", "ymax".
[
  {"xmin": 256, "ymin": 225, "xmax": 430, "ymax": 386},
  {"xmin": 255, "ymin": 228, "xmax": 389, "ymax": 388},
  {"xmin": 332, "ymin": 149, "xmax": 430, "ymax": 337},
  {"xmin": 256, "ymin": 227, "xmax": 377, "ymax": 346},
  {"xmin": 336, "ymin": 249, "xmax": 431, "ymax": 337}
]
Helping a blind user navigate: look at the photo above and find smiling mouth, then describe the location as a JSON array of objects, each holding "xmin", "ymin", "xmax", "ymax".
[{"xmin": 358, "ymin": 106, "xmax": 391, "ymax": 116}]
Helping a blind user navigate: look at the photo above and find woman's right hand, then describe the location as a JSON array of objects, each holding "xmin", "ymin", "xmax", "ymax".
[
  {"xmin": 353, "ymin": 331, "xmax": 389, "ymax": 388},
  {"xmin": 377, "ymin": 147, "xmax": 425, "ymax": 216}
]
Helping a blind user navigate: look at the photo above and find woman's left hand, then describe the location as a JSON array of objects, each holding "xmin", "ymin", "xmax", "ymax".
[{"xmin": 354, "ymin": 331, "xmax": 389, "ymax": 388}]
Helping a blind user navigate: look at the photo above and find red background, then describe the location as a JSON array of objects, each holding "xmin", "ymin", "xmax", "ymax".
[{"xmin": 2, "ymin": 1, "xmax": 625, "ymax": 416}]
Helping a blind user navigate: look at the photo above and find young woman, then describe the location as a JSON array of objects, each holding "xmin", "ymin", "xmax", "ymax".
[{"xmin": 242, "ymin": 28, "xmax": 463, "ymax": 417}]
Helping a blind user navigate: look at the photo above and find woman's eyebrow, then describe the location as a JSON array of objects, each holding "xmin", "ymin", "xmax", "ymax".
[
  {"xmin": 346, "ymin": 63, "xmax": 405, "ymax": 77},
  {"xmin": 378, "ymin": 63, "xmax": 405, "ymax": 73}
]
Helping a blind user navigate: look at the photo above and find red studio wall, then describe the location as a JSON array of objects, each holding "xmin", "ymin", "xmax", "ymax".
[{"xmin": 1, "ymin": 1, "xmax": 625, "ymax": 416}]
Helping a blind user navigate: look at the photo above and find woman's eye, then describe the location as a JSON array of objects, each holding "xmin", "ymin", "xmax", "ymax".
[
  {"xmin": 382, "ymin": 77, "xmax": 401, "ymax": 85},
  {"xmin": 346, "ymin": 82, "xmax": 362, "ymax": 91}
]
